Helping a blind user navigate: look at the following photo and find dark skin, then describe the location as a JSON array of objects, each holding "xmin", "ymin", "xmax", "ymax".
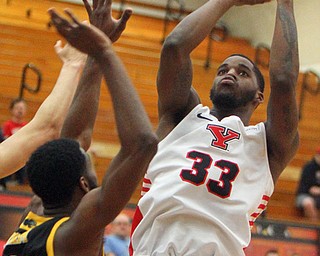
[
  {"xmin": 18, "ymin": 1, "xmax": 157, "ymax": 256},
  {"xmin": 21, "ymin": 0, "xmax": 133, "ymax": 220},
  {"xmin": 157, "ymin": 0, "xmax": 299, "ymax": 184},
  {"xmin": 61, "ymin": 0, "xmax": 132, "ymax": 151},
  {"xmin": 48, "ymin": 8, "xmax": 158, "ymax": 256}
]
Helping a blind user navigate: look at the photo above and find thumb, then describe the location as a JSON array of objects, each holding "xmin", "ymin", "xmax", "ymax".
[
  {"xmin": 82, "ymin": 20, "xmax": 90, "ymax": 26},
  {"xmin": 54, "ymin": 40, "xmax": 63, "ymax": 53}
]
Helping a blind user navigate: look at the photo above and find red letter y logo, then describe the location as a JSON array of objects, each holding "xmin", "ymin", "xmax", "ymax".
[{"xmin": 206, "ymin": 125, "xmax": 240, "ymax": 150}]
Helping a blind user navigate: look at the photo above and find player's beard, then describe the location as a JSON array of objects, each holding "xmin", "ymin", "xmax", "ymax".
[{"xmin": 210, "ymin": 86, "xmax": 256, "ymax": 109}]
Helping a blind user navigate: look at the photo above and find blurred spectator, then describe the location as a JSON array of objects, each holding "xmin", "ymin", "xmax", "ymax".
[
  {"xmin": 104, "ymin": 214, "xmax": 131, "ymax": 256},
  {"xmin": 265, "ymin": 249, "xmax": 280, "ymax": 256},
  {"xmin": 1, "ymin": 98, "xmax": 28, "ymax": 186},
  {"xmin": 296, "ymin": 147, "xmax": 320, "ymax": 221},
  {"xmin": 2, "ymin": 98, "xmax": 28, "ymax": 139}
]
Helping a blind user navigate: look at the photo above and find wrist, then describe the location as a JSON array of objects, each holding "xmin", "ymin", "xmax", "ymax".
[
  {"xmin": 93, "ymin": 48, "xmax": 115, "ymax": 64},
  {"xmin": 62, "ymin": 59, "xmax": 87, "ymax": 69},
  {"xmin": 61, "ymin": 61, "xmax": 84, "ymax": 71}
]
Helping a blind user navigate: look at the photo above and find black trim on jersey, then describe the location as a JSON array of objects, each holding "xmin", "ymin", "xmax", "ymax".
[
  {"xmin": 2, "ymin": 243, "xmax": 26, "ymax": 256},
  {"xmin": 16, "ymin": 228, "xmax": 27, "ymax": 234},
  {"xmin": 3, "ymin": 216, "xmax": 64, "ymax": 256}
]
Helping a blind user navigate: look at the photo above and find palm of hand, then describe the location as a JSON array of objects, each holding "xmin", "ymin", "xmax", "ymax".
[
  {"xmin": 89, "ymin": 10, "xmax": 118, "ymax": 41},
  {"xmin": 55, "ymin": 41, "xmax": 87, "ymax": 64},
  {"xmin": 64, "ymin": 24, "xmax": 111, "ymax": 57},
  {"xmin": 84, "ymin": 0, "xmax": 131, "ymax": 43}
]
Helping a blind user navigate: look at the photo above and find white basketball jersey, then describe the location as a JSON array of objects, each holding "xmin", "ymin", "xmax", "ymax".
[{"xmin": 130, "ymin": 104, "xmax": 274, "ymax": 256}]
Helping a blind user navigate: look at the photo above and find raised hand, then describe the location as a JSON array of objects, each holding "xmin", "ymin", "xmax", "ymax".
[
  {"xmin": 83, "ymin": 0, "xmax": 132, "ymax": 43},
  {"xmin": 54, "ymin": 40, "xmax": 87, "ymax": 67},
  {"xmin": 48, "ymin": 8, "xmax": 111, "ymax": 59}
]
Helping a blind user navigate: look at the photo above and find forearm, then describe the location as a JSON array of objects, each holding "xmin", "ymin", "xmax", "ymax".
[
  {"xmin": 0, "ymin": 128, "xmax": 51, "ymax": 177},
  {"xmin": 270, "ymin": 0, "xmax": 299, "ymax": 85},
  {"xmin": 32, "ymin": 62, "xmax": 83, "ymax": 134},
  {"xmin": 60, "ymin": 57, "xmax": 102, "ymax": 150},
  {"xmin": 266, "ymin": 0, "xmax": 299, "ymax": 179},
  {"xmin": 97, "ymin": 49, "xmax": 154, "ymax": 150},
  {"xmin": 0, "ymin": 63, "xmax": 82, "ymax": 178},
  {"xmin": 268, "ymin": 0, "xmax": 299, "ymax": 134},
  {"xmin": 166, "ymin": 0, "xmax": 234, "ymax": 55}
]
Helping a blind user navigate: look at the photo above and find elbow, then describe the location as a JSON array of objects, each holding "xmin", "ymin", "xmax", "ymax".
[
  {"xmin": 270, "ymin": 62, "xmax": 299, "ymax": 88},
  {"xmin": 162, "ymin": 35, "xmax": 186, "ymax": 58},
  {"xmin": 41, "ymin": 115, "xmax": 65, "ymax": 141},
  {"xmin": 270, "ymin": 71, "xmax": 298, "ymax": 90},
  {"xmin": 137, "ymin": 132, "xmax": 158, "ymax": 158},
  {"xmin": 126, "ymin": 132, "xmax": 158, "ymax": 160},
  {"xmin": 48, "ymin": 124, "xmax": 62, "ymax": 141},
  {"xmin": 76, "ymin": 131, "xmax": 93, "ymax": 152},
  {"xmin": 31, "ymin": 119, "xmax": 61, "ymax": 142}
]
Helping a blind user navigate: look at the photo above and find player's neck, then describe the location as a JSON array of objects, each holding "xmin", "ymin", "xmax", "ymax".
[
  {"xmin": 43, "ymin": 198, "xmax": 80, "ymax": 217},
  {"xmin": 43, "ymin": 204, "xmax": 74, "ymax": 217},
  {"xmin": 210, "ymin": 107, "xmax": 252, "ymax": 125},
  {"xmin": 43, "ymin": 189, "xmax": 85, "ymax": 217}
]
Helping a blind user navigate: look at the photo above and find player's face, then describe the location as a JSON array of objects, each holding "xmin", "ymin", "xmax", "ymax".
[
  {"xmin": 112, "ymin": 215, "xmax": 131, "ymax": 238},
  {"xmin": 210, "ymin": 56, "xmax": 260, "ymax": 109}
]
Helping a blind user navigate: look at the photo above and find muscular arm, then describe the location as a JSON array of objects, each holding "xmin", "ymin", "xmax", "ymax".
[
  {"xmin": 157, "ymin": 0, "xmax": 268, "ymax": 139},
  {"xmin": 87, "ymin": 48, "xmax": 158, "ymax": 224},
  {"xmin": 158, "ymin": 1, "xmax": 234, "ymax": 133},
  {"xmin": 0, "ymin": 60, "xmax": 83, "ymax": 178},
  {"xmin": 266, "ymin": 0, "xmax": 299, "ymax": 182},
  {"xmin": 62, "ymin": 43, "xmax": 157, "ymax": 256},
  {"xmin": 60, "ymin": 0, "xmax": 131, "ymax": 150},
  {"xmin": 60, "ymin": 57, "xmax": 102, "ymax": 151},
  {"xmin": 48, "ymin": 9, "xmax": 158, "ymax": 254}
]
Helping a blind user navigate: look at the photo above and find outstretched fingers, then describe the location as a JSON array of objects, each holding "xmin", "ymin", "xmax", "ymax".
[
  {"xmin": 83, "ymin": 0, "xmax": 92, "ymax": 16},
  {"xmin": 92, "ymin": 0, "xmax": 98, "ymax": 10},
  {"xmin": 64, "ymin": 9, "xmax": 82, "ymax": 26},
  {"xmin": 97, "ymin": 0, "xmax": 107, "ymax": 9},
  {"xmin": 109, "ymin": 8, "xmax": 132, "ymax": 42},
  {"xmin": 48, "ymin": 8, "xmax": 74, "ymax": 36},
  {"xmin": 118, "ymin": 8, "xmax": 132, "ymax": 29}
]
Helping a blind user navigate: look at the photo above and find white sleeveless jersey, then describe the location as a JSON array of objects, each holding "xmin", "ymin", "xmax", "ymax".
[{"xmin": 130, "ymin": 104, "xmax": 274, "ymax": 256}]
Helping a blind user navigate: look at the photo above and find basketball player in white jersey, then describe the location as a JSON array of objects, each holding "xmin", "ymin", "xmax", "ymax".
[{"xmin": 130, "ymin": 0, "xmax": 299, "ymax": 255}]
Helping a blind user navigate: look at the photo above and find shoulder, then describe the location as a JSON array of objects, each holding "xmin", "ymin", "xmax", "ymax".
[{"xmin": 157, "ymin": 104, "xmax": 205, "ymax": 140}]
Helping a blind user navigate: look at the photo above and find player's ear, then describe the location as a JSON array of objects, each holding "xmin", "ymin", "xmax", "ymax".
[
  {"xmin": 253, "ymin": 91, "xmax": 264, "ymax": 109},
  {"xmin": 79, "ymin": 176, "xmax": 90, "ymax": 193},
  {"xmin": 256, "ymin": 91, "xmax": 264, "ymax": 103}
]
